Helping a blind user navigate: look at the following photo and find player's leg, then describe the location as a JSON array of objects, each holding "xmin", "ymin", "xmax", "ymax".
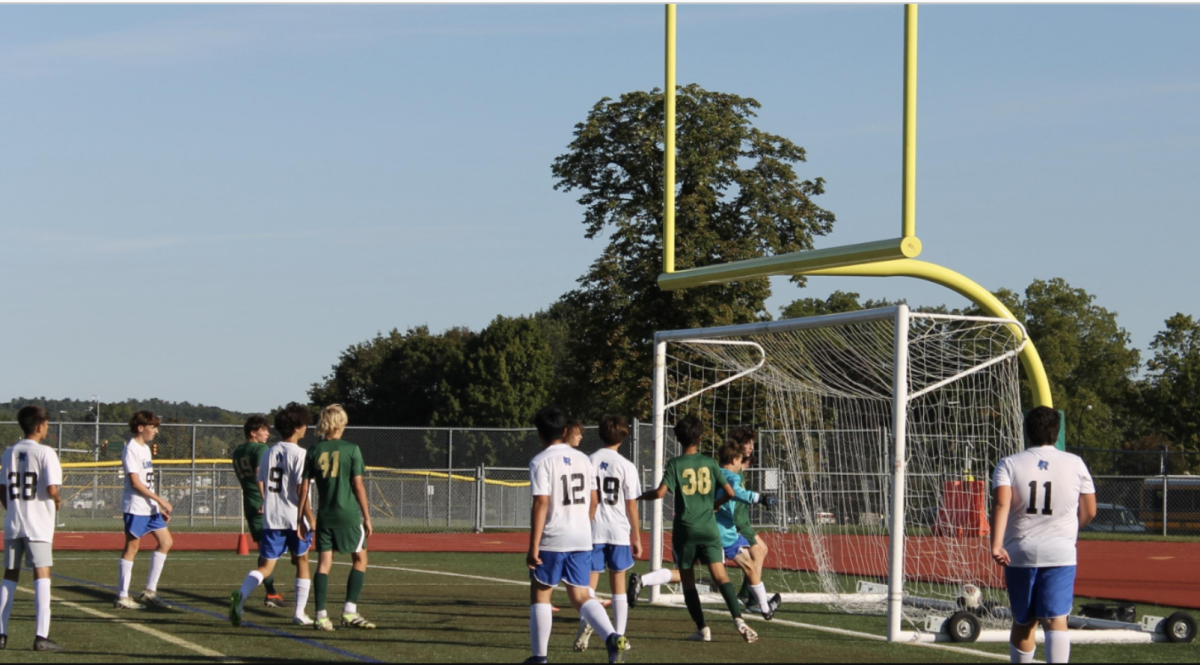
[
  {"xmin": 115, "ymin": 519, "xmax": 143, "ymax": 609},
  {"xmin": 607, "ymin": 545, "xmax": 633, "ymax": 641},
  {"xmin": 233, "ymin": 529, "xmax": 283, "ymax": 626},
  {"xmin": 528, "ymin": 578, "xmax": 556, "ymax": 664},
  {"xmin": 139, "ymin": 523, "xmax": 172, "ymax": 607},
  {"xmin": 291, "ymin": 544, "xmax": 313, "ymax": 625},
  {"xmin": 340, "ymin": 525, "xmax": 374, "ymax": 629},
  {"xmin": 1036, "ymin": 567, "xmax": 1076, "ymax": 664},
  {"xmin": 1005, "ymin": 566, "xmax": 1038, "ymax": 663},
  {"xmin": 564, "ymin": 552, "xmax": 625, "ymax": 663},
  {"xmin": 733, "ymin": 542, "xmax": 778, "ymax": 620},
  {"xmin": 31, "ymin": 560, "xmax": 61, "ymax": 651},
  {"xmin": 249, "ymin": 513, "xmax": 282, "ymax": 607},
  {"xmin": 678, "ymin": 566, "xmax": 711, "ymax": 641},
  {"xmin": 313, "ymin": 540, "xmax": 335, "ymax": 631},
  {"xmin": 575, "ymin": 547, "xmax": 607, "ymax": 651},
  {"xmin": 1, "ymin": 541, "xmax": 21, "ymax": 646},
  {"xmin": 707, "ymin": 557, "xmax": 757, "ymax": 643}
]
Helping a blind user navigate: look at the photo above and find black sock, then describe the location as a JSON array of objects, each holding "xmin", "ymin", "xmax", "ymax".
[
  {"xmin": 683, "ymin": 588, "xmax": 707, "ymax": 630},
  {"xmin": 719, "ymin": 582, "xmax": 743, "ymax": 619}
]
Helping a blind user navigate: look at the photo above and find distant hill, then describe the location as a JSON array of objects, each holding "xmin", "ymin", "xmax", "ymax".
[{"xmin": 0, "ymin": 397, "xmax": 250, "ymax": 425}]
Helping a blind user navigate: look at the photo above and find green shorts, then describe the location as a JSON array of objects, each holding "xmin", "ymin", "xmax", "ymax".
[
  {"xmin": 671, "ymin": 537, "xmax": 723, "ymax": 571},
  {"xmin": 315, "ymin": 523, "xmax": 368, "ymax": 554},
  {"xmin": 245, "ymin": 511, "xmax": 264, "ymax": 543}
]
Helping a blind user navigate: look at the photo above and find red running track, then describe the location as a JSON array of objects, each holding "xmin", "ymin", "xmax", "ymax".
[{"xmin": 21, "ymin": 531, "xmax": 1200, "ymax": 609}]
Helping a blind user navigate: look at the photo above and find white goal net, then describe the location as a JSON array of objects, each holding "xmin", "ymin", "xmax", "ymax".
[{"xmin": 648, "ymin": 305, "xmax": 1028, "ymax": 641}]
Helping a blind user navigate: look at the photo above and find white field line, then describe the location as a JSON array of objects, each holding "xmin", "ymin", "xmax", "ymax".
[
  {"xmin": 332, "ymin": 561, "xmax": 1011, "ymax": 662},
  {"xmin": 18, "ymin": 585, "xmax": 235, "ymax": 662}
]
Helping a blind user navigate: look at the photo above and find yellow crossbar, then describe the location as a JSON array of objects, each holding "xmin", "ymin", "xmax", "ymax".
[{"xmin": 59, "ymin": 460, "xmax": 531, "ymax": 488}]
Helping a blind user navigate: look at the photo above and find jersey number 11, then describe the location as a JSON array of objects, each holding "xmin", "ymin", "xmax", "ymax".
[{"xmin": 1026, "ymin": 481, "xmax": 1053, "ymax": 515}]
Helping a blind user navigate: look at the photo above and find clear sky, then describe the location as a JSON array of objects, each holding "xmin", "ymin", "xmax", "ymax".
[{"xmin": 2, "ymin": 4, "xmax": 1197, "ymax": 413}]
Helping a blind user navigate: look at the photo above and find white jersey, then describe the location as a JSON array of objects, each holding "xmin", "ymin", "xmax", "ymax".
[
  {"xmin": 529, "ymin": 443, "xmax": 596, "ymax": 553},
  {"xmin": 257, "ymin": 441, "xmax": 309, "ymax": 531},
  {"xmin": 993, "ymin": 446, "xmax": 1095, "ymax": 567},
  {"xmin": 589, "ymin": 448, "xmax": 641, "ymax": 546},
  {"xmin": 2, "ymin": 440, "xmax": 64, "ymax": 542},
  {"xmin": 122, "ymin": 439, "xmax": 158, "ymax": 516}
]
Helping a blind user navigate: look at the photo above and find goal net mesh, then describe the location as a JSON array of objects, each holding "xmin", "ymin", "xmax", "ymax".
[{"xmin": 656, "ymin": 308, "xmax": 1027, "ymax": 630}]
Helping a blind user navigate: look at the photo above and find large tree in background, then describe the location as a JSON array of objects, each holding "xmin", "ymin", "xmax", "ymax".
[
  {"xmin": 1142, "ymin": 313, "xmax": 1200, "ymax": 453},
  {"xmin": 552, "ymin": 84, "xmax": 836, "ymax": 418}
]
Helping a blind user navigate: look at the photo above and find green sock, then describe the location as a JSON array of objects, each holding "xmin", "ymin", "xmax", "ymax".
[
  {"xmin": 263, "ymin": 574, "xmax": 277, "ymax": 596},
  {"xmin": 719, "ymin": 582, "xmax": 743, "ymax": 619},
  {"xmin": 737, "ymin": 577, "xmax": 750, "ymax": 601},
  {"xmin": 314, "ymin": 573, "xmax": 329, "ymax": 612},
  {"xmin": 683, "ymin": 588, "xmax": 707, "ymax": 630},
  {"xmin": 346, "ymin": 569, "xmax": 366, "ymax": 604}
]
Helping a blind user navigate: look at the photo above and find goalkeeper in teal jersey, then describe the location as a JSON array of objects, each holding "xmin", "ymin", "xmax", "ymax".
[{"xmin": 716, "ymin": 439, "xmax": 780, "ymax": 620}]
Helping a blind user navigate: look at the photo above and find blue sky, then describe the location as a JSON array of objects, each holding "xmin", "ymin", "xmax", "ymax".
[{"xmin": 2, "ymin": 4, "xmax": 1197, "ymax": 413}]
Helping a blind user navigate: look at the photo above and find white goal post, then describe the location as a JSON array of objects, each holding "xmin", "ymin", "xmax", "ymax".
[{"xmin": 647, "ymin": 305, "xmax": 1031, "ymax": 642}]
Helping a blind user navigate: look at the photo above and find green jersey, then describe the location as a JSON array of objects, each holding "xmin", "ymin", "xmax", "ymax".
[
  {"xmin": 662, "ymin": 453, "xmax": 725, "ymax": 547},
  {"xmin": 231, "ymin": 442, "xmax": 270, "ymax": 510},
  {"xmin": 304, "ymin": 439, "xmax": 366, "ymax": 528}
]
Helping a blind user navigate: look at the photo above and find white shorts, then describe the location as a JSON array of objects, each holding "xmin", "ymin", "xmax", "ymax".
[{"xmin": 4, "ymin": 537, "xmax": 54, "ymax": 569}]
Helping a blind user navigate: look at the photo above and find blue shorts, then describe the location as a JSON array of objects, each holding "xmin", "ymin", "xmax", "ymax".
[
  {"xmin": 531, "ymin": 550, "xmax": 591, "ymax": 588},
  {"xmin": 124, "ymin": 513, "xmax": 169, "ymax": 538},
  {"xmin": 260, "ymin": 529, "xmax": 313, "ymax": 561},
  {"xmin": 1005, "ymin": 565, "xmax": 1076, "ymax": 624},
  {"xmin": 723, "ymin": 535, "xmax": 752, "ymax": 562},
  {"xmin": 591, "ymin": 544, "xmax": 635, "ymax": 573}
]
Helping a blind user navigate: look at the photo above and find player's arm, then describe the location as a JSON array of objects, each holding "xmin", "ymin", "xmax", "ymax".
[
  {"xmin": 0, "ymin": 460, "xmax": 8, "ymax": 511},
  {"xmin": 625, "ymin": 498, "xmax": 642, "ymax": 558},
  {"xmin": 46, "ymin": 452, "xmax": 64, "ymax": 512},
  {"xmin": 990, "ymin": 485, "xmax": 1012, "ymax": 566},
  {"xmin": 352, "ymin": 475, "xmax": 372, "ymax": 537},
  {"xmin": 1078, "ymin": 492, "xmax": 1098, "ymax": 530},
  {"xmin": 128, "ymin": 474, "xmax": 172, "ymax": 517},
  {"xmin": 297, "ymin": 477, "xmax": 312, "ymax": 538},
  {"xmin": 637, "ymin": 484, "xmax": 670, "ymax": 502},
  {"xmin": 528, "ymin": 495, "xmax": 550, "ymax": 570}
]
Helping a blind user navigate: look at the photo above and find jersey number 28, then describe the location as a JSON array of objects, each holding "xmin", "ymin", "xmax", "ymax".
[{"xmin": 6, "ymin": 472, "xmax": 38, "ymax": 500}]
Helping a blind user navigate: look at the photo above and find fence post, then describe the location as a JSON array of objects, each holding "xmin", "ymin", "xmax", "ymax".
[
  {"xmin": 191, "ymin": 426, "xmax": 197, "ymax": 527},
  {"xmin": 632, "ymin": 418, "xmax": 639, "ymax": 470},
  {"xmin": 425, "ymin": 473, "xmax": 431, "ymax": 528},
  {"xmin": 447, "ymin": 430, "xmax": 453, "ymax": 529},
  {"xmin": 212, "ymin": 465, "xmax": 218, "ymax": 526},
  {"xmin": 1161, "ymin": 446, "xmax": 1169, "ymax": 537},
  {"xmin": 475, "ymin": 465, "xmax": 484, "ymax": 533}
]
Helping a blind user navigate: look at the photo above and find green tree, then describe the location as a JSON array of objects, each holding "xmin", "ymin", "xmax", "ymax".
[
  {"xmin": 552, "ymin": 84, "xmax": 835, "ymax": 418},
  {"xmin": 1143, "ymin": 313, "xmax": 1200, "ymax": 453}
]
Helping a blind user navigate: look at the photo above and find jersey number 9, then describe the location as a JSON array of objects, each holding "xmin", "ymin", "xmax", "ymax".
[
  {"xmin": 601, "ymin": 477, "xmax": 621, "ymax": 506},
  {"xmin": 268, "ymin": 467, "xmax": 285, "ymax": 494},
  {"xmin": 680, "ymin": 468, "xmax": 711, "ymax": 496},
  {"xmin": 6, "ymin": 472, "xmax": 38, "ymax": 501}
]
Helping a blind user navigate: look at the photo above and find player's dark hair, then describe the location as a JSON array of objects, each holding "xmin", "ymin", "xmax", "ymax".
[
  {"xmin": 17, "ymin": 405, "xmax": 50, "ymax": 436},
  {"xmin": 533, "ymin": 406, "xmax": 568, "ymax": 444},
  {"xmin": 719, "ymin": 440, "xmax": 745, "ymax": 466},
  {"xmin": 566, "ymin": 419, "xmax": 584, "ymax": 437},
  {"xmin": 274, "ymin": 402, "xmax": 311, "ymax": 440},
  {"xmin": 243, "ymin": 414, "xmax": 270, "ymax": 439},
  {"xmin": 729, "ymin": 426, "xmax": 757, "ymax": 447},
  {"xmin": 1025, "ymin": 406, "xmax": 1060, "ymax": 446},
  {"xmin": 129, "ymin": 410, "xmax": 161, "ymax": 434},
  {"xmin": 598, "ymin": 414, "xmax": 629, "ymax": 446},
  {"xmin": 674, "ymin": 415, "xmax": 703, "ymax": 448}
]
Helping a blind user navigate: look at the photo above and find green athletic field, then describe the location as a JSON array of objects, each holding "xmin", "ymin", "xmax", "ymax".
[{"xmin": 0, "ymin": 552, "xmax": 1195, "ymax": 663}]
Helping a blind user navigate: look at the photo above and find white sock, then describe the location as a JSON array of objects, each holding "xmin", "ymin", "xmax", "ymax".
[
  {"xmin": 34, "ymin": 578, "xmax": 51, "ymax": 639},
  {"xmin": 238, "ymin": 571, "xmax": 264, "ymax": 613},
  {"xmin": 530, "ymin": 603, "xmax": 553, "ymax": 658},
  {"xmin": 612, "ymin": 595, "xmax": 629, "ymax": 635},
  {"xmin": 295, "ymin": 579, "xmax": 312, "ymax": 618},
  {"xmin": 117, "ymin": 559, "xmax": 134, "ymax": 598},
  {"xmin": 0, "ymin": 579, "xmax": 16, "ymax": 634},
  {"xmin": 751, "ymin": 583, "xmax": 771, "ymax": 612},
  {"xmin": 343, "ymin": 601, "xmax": 356, "ymax": 615},
  {"xmin": 1046, "ymin": 630, "xmax": 1070, "ymax": 663},
  {"xmin": 579, "ymin": 599, "xmax": 616, "ymax": 641},
  {"xmin": 1010, "ymin": 644, "xmax": 1035, "ymax": 663},
  {"xmin": 146, "ymin": 551, "xmax": 167, "ymax": 593},
  {"xmin": 317, "ymin": 609, "xmax": 328, "ymax": 619},
  {"xmin": 641, "ymin": 568, "xmax": 673, "ymax": 587}
]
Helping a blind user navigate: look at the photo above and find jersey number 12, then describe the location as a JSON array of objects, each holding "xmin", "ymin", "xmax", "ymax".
[
  {"xmin": 560, "ymin": 474, "xmax": 585, "ymax": 506},
  {"xmin": 1026, "ymin": 481, "xmax": 1053, "ymax": 515}
]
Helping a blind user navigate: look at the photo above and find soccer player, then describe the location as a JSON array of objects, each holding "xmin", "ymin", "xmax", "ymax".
[
  {"xmin": 115, "ymin": 410, "xmax": 173, "ymax": 610},
  {"xmin": 992, "ymin": 407, "xmax": 1097, "ymax": 664},
  {"xmin": 574, "ymin": 415, "xmax": 641, "ymax": 653},
  {"xmin": 728, "ymin": 427, "xmax": 772, "ymax": 612},
  {"xmin": 565, "ymin": 419, "xmax": 584, "ymax": 448},
  {"xmin": 715, "ymin": 439, "xmax": 779, "ymax": 620},
  {"xmin": 636, "ymin": 416, "xmax": 758, "ymax": 643},
  {"xmin": 231, "ymin": 414, "xmax": 286, "ymax": 608},
  {"xmin": 300, "ymin": 404, "xmax": 375, "ymax": 632},
  {"xmin": 526, "ymin": 406, "xmax": 626, "ymax": 664},
  {"xmin": 0, "ymin": 406, "xmax": 64, "ymax": 651},
  {"xmin": 230, "ymin": 403, "xmax": 315, "ymax": 627}
]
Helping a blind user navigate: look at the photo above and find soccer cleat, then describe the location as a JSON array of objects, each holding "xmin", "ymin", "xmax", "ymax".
[
  {"xmin": 264, "ymin": 593, "xmax": 286, "ymax": 608},
  {"xmin": 626, "ymin": 573, "xmax": 643, "ymax": 609},
  {"xmin": 313, "ymin": 616, "xmax": 336, "ymax": 632},
  {"xmin": 33, "ymin": 637, "xmax": 64, "ymax": 652},
  {"xmin": 138, "ymin": 591, "xmax": 169, "ymax": 609},
  {"xmin": 735, "ymin": 617, "xmax": 759, "ymax": 643},
  {"xmin": 229, "ymin": 591, "xmax": 244, "ymax": 627},
  {"xmin": 522, "ymin": 658, "xmax": 548, "ymax": 664},
  {"xmin": 573, "ymin": 621, "xmax": 594, "ymax": 651},
  {"xmin": 113, "ymin": 595, "xmax": 145, "ymax": 610},
  {"xmin": 605, "ymin": 634, "xmax": 627, "ymax": 664},
  {"xmin": 341, "ymin": 613, "xmax": 377, "ymax": 629},
  {"xmin": 685, "ymin": 626, "xmax": 712, "ymax": 642},
  {"xmin": 293, "ymin": 615, "xmax": 315, "ymax": 626},
  {"xmin": 761, "ymin": 593, "xmax": 781, "ymax": 622}
]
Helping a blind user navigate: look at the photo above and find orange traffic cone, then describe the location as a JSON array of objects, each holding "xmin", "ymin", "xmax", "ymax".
[{"xmin": 236, "ymin": 533, "xmax": 251, "ymax": 556}]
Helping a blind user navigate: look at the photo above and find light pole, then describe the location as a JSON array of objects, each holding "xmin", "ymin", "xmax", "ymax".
[
  {"xmin": 1076, "ymin": 404, "xmax": 1093, "ymax": 447},
  {"xmin": 58, "ymin": 411, "xmax": 67, "ymax": 456}
]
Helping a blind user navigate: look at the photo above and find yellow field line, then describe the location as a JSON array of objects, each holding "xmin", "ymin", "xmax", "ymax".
[{"xmin": 60, "ymin": 460, "xmax": 531, "ymax": 488}]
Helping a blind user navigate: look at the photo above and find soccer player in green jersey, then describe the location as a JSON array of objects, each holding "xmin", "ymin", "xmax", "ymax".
[
  {"xmin": 231, "ymin": 415, "xmax": 285, "ymax": 608},
  {"xmin": 299, "ymin": 404, "xmax": 374, "ymax": 632},
  {"xmin": 637, "ymin": 415, "xmax": 758, "ymax": 643}
]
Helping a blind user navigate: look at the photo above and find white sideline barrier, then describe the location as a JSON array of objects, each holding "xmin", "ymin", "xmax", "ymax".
[
  {"xmin": 655, "ymin": 592, "xmax": 886, "ymax": 606},
  {"xmin": 901, "ymin": 629, "xmax": 1162, "ymax": 644}
]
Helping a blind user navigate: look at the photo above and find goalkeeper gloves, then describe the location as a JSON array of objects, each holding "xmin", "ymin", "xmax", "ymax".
[{"xmin": 758, "ymin": 494, "xmax": 777, "ymax": 508}]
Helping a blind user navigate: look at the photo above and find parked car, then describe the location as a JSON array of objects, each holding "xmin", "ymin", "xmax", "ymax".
[
  {"xmin": 1082, "ymin": 503, "xmax": 1146, "ymax": 533},
  {"xmin": 70, "ymin": 492, "xmax": 106, "ymax": 510}
]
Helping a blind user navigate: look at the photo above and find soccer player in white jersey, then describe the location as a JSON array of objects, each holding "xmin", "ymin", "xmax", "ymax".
[
  {"xmin": 231, "ymin": 403, "xmax": 316, "ymax": 627},
  {"xmin": 992, "ymin": 407, "xmax": 1097, "ymax": 664},
  {"xmin": 574, "ymin": 415, "xmax": 641, "ymax": 654},
  {"xmin": 526, "ymin": 406, "xmax": 626, "ymax": 664},
  {"xmin": 115, "ymin": 410, "xmax": 173, "ymax": 610},
  {"xmin": 0, "ymin": 406, "xmax": 64, "ymax": 651}
]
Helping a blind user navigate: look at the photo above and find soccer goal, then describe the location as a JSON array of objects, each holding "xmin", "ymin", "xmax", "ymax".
[{"xmin": 648, "ymin": 305, "xmax": 1031, "ymax": 642}]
